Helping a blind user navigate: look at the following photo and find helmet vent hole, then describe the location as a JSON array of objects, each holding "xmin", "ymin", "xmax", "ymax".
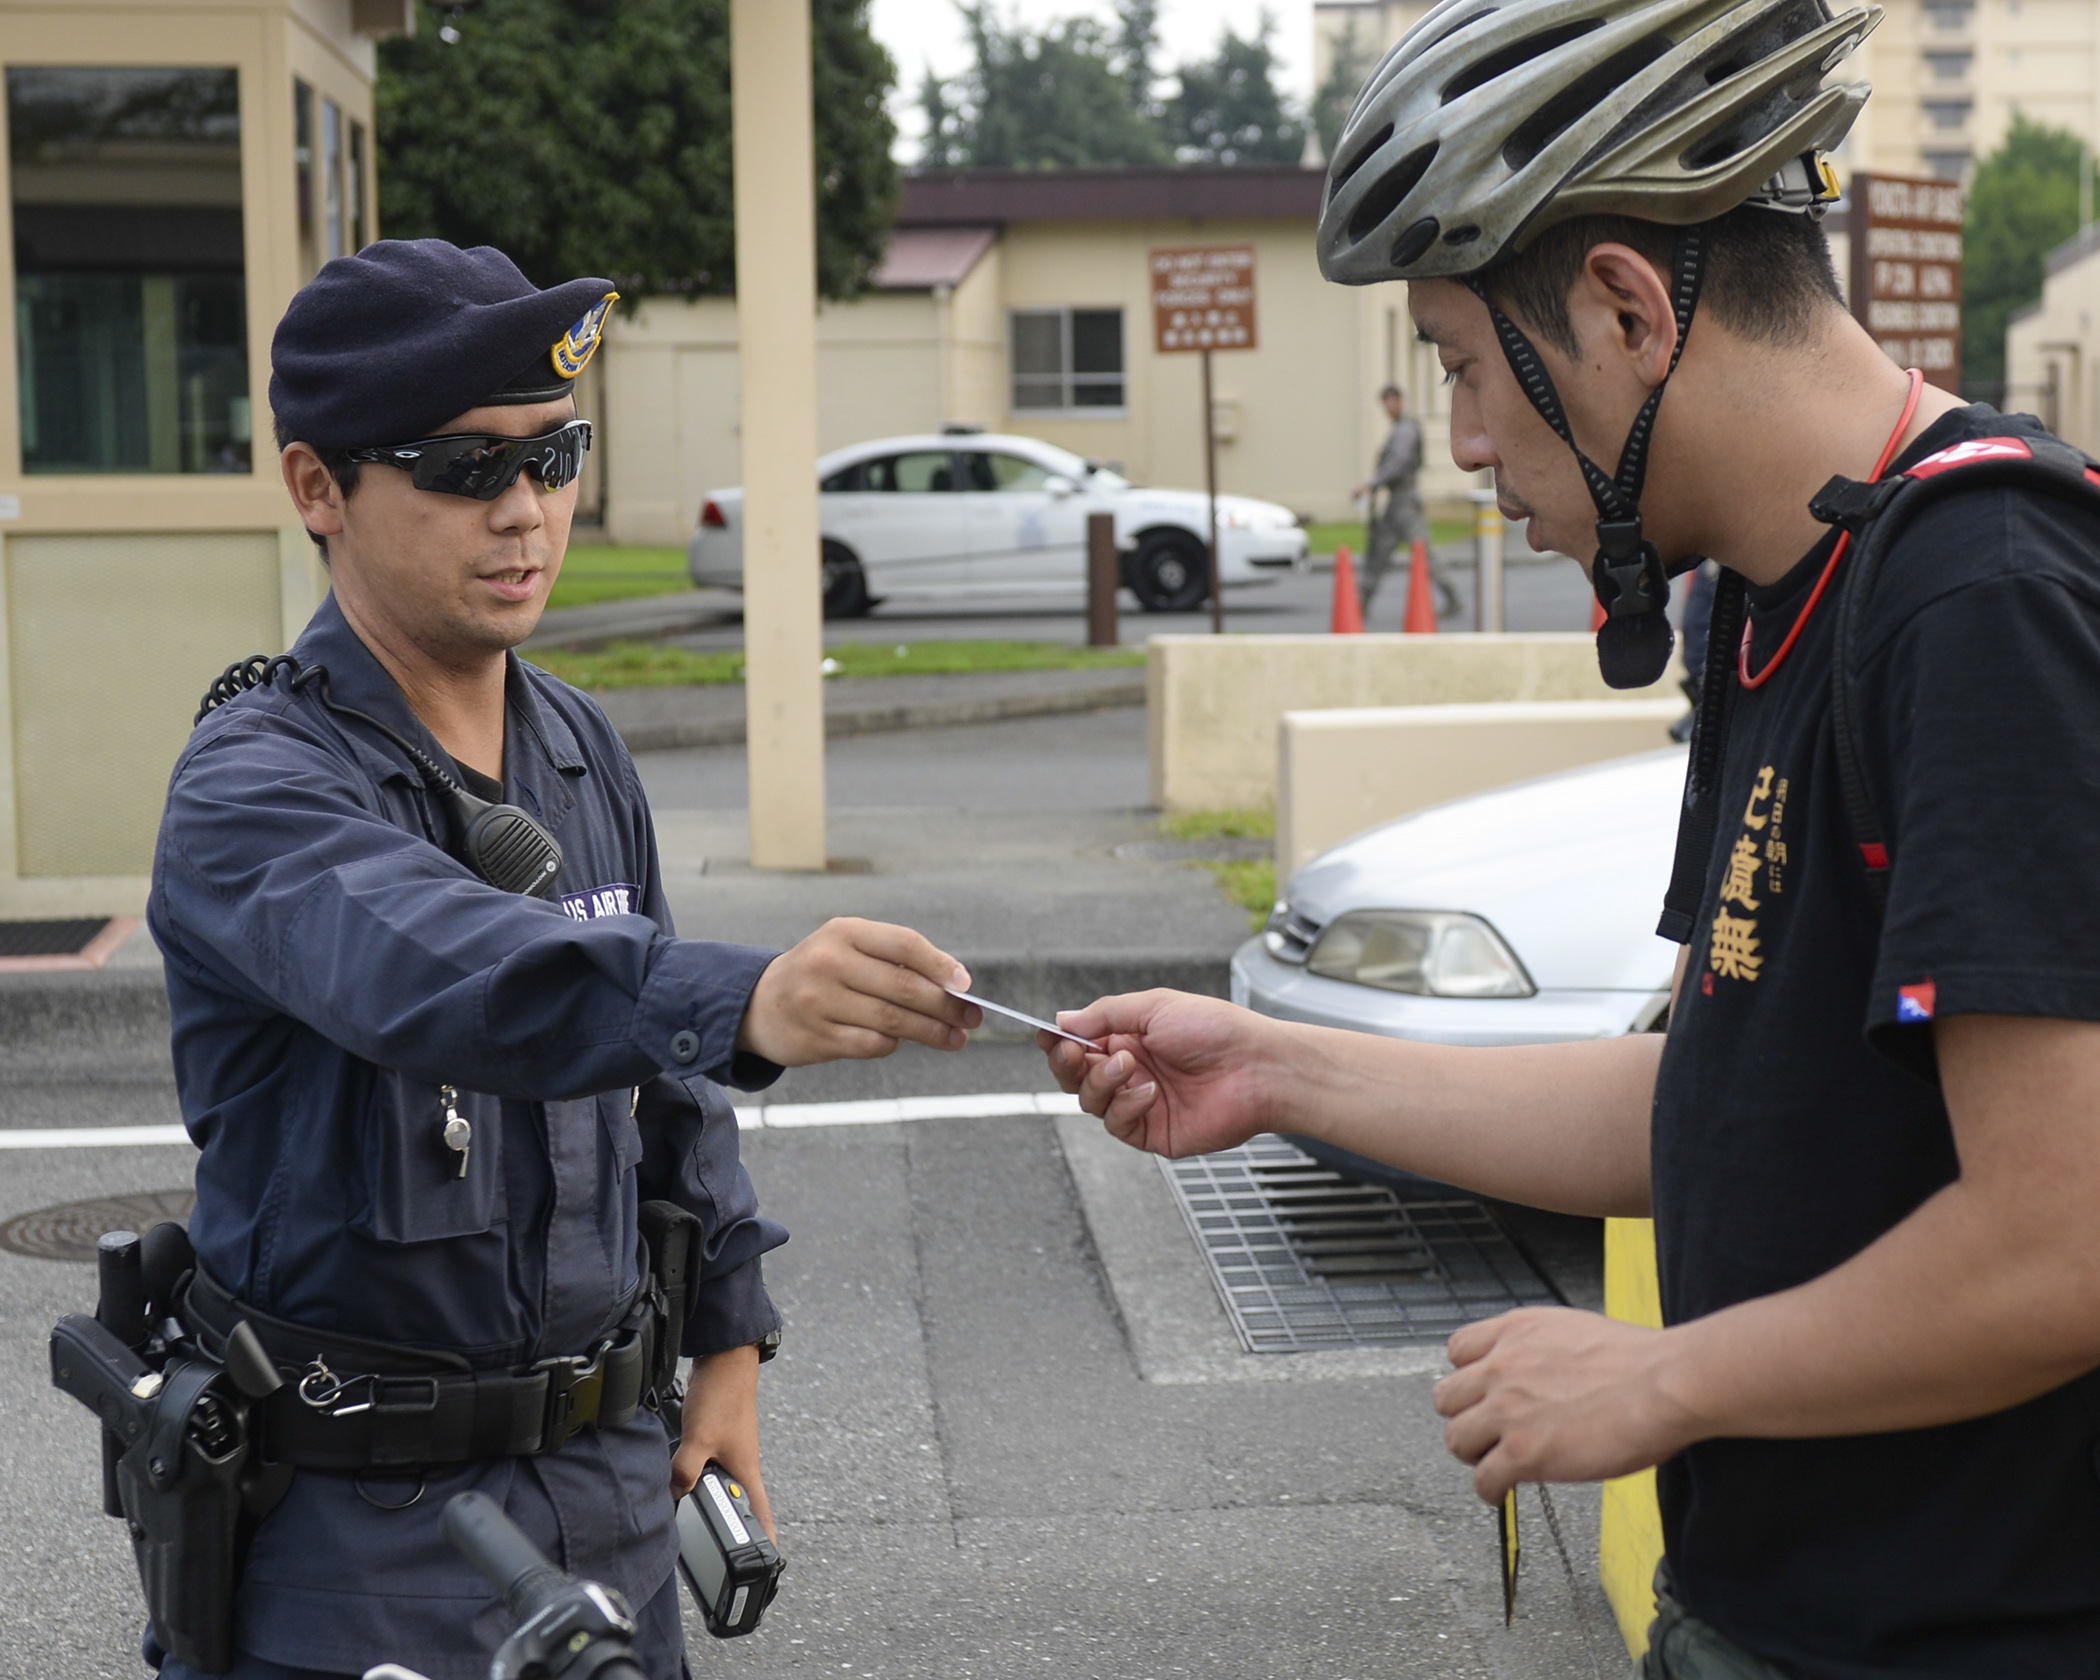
[
  {"xmin": 1441, "ymin": 19, "xmax": 1602, "ymax": 103},
  {"xmin": 1332, "ymin": 122, "xmax": 1394, "ymax": 192},
  {"xmin": 1442, "ymin": 224, "xmax": 1482, "ymax": 246},
  {"xmin": 1502, "ymin": 35, "xmax": 1676, "ymax": 171},
  {"xmin": 1347, "ymin": 140, "xmax": 1439, "ymax": 245},
  {"xmin": 1391, "ymin": 218, "xmax": 1442, "ymax": 268}
]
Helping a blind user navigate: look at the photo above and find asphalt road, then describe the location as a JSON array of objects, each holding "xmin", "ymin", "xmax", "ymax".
[
  {"xmin": 0, "ymin": 709, "xmax": 1621, "ymax": 1679},
  {"xmin": 655, "ymin": 548, "xmax": 1602, "ymax": 653}
]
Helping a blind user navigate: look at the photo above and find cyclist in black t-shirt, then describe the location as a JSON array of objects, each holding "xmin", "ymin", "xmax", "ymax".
[{"xmin": 1039, "ymin": 3, "xmax": 2100, "ymax": 1676}]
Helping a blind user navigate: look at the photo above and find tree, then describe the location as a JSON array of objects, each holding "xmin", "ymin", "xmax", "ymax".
[
  {"xmin": 1312, "ymin": 11, "xmax": 1381, "ymax": 164},
  {"xmin": 930, "ymin": 1, "xmax": 1168, "ymax": 168},
  {"xmin": 377, "ymin": 0, "xmax": 898, "ymax": 300},
  {"xmin": 1165, "ymin": 16, "xmax": 1306, "ymax": 165},
  {"xmin": 1963, "ymin": 114, "xmax": 2095, "ymax": 398}
]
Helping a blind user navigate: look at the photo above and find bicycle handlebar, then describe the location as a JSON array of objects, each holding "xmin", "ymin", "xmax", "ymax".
[
  {"xmin": 441, "ymin": 1491, "xmax": 569, "ymax": 1622},
  {"xmin": 436, "ymin": 1492, "xmax": 648, "ymax": 1680}
]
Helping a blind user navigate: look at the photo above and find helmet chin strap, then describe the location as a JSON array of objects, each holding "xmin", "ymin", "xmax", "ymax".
[{"xmin": 1466, "ymin": 229, "xmax": 1709, "ymax": 689}]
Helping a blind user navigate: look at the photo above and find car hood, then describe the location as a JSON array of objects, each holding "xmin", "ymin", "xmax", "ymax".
[
  {"xmin": 1285, "ymin": 747, "xmax": 1688, "ymax": 992},
  {"xmin": 1114, "ymin": 486, "xmax": 1297, "ymax": 526}
]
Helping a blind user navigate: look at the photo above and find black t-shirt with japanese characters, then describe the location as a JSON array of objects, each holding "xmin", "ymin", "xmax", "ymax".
[{"xmin": 1651, "ymin": 405, "xmax": 2100, "ymax": 1677}]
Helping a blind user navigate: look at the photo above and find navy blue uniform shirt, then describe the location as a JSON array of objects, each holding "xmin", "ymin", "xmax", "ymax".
[{"xmin": 149, "ymin": 593, "xmax": 786, "ymax": 1677}]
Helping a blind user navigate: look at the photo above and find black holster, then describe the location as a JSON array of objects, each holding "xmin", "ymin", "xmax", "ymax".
[
  {"xmin": 51, "ymin": 1313, "xmax": 279, "ymax": 1674},
  {"xmin": 117, "ymin": 1356, "xmax": 249, "ymax": 1674},
  {"xmin": 50, "ymin": 1221, "xmax": 291, "ymax": 1676},
  {"xmin": 639, "ymin": 1199, "xmax": 703, "ymax": 1402}
]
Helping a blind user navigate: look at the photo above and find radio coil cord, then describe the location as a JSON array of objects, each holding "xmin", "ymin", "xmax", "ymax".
[{"xmin": 197, "ymin": 654, "xmax": 564, "ymax": 898}]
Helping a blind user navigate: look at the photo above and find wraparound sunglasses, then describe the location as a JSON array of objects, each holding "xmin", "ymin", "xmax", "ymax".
[{"xmin": 347, "ymin": 419, "xmax": 594, "ymax": 501}]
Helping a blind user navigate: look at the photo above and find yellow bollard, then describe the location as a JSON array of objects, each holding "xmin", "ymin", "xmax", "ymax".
[{"xmin": 1600, "ymin": 1217, "xmax": 1666, "ymax": 1656}]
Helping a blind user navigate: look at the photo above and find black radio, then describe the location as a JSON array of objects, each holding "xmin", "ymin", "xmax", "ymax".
[{"xmin": 675, "ymin": 1462, "xmax": 785, "ymax": 1638}]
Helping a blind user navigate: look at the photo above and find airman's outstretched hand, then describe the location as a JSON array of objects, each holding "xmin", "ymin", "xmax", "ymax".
[{"xmin": 737, "ymin": 918, "xmax": 978, "ymax": 1067}]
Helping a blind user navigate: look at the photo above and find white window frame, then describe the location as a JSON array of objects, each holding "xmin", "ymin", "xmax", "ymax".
[{"xmin": 1008, "ymin": 307, "xmax": 1126, "ymax": 417}]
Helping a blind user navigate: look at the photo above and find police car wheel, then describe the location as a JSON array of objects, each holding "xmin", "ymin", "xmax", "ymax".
[
  {"xmin": 1131, "ymin": 532, "xmax": 1209, "ymax": 613},
  {"xmin": 821, "ymin": 540, "xmax": 871, "ymax": 619}
]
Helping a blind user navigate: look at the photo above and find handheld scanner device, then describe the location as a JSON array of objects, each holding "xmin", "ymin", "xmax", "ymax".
[{"xmin": 676, "ymin": 1462, "xmax": 785, "ymax": 1638}]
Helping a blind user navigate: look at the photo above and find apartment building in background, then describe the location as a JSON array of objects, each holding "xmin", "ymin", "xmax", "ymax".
[{"xmin": 1314, "ymin": 0, "xmax": 2100, "ymax": 186}]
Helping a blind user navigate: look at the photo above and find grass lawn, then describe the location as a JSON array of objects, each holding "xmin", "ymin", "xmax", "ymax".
[
  {"xmin": 528, "ymin": 637, "xmax": 1147, "ymax": 690},
  {"xmin": 547, "ymin": 544, "xmax": 692, "ymax": 611},
  {"xmin": 1159, "ymin": 807, "xmax": 1277, "ymax": 929},
  {"xmin": 1304, "ymin": 517, "xmax": 1471, "ymax": 558}
]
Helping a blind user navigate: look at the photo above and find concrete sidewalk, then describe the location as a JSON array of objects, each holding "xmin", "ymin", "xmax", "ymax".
[{"xmin": 594, "ymin": 666, "xmax": 1144, "ymax": 754}]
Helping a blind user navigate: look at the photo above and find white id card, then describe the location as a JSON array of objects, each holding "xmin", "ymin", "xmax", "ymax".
[{"xmin": 946, "ymin": 989, "xmax": 1103, "ymax": 1050}]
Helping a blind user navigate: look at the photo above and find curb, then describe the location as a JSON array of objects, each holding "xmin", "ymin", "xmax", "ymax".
[
  {"xmin": 0, "ymin": 950, "xmax": 1232, "ymax": 1077},
  {"xmin": 608, "ymin": 678, "xmax": 1146, "ymax": 754},
  {"xmin": 0, "ymin": 969, "xmax": 173, "ymax": 1080}
]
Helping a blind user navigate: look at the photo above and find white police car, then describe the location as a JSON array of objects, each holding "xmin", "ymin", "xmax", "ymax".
[{"xmin": 687, "ymin": 431, "xmax": 1308, "ymax": 617}]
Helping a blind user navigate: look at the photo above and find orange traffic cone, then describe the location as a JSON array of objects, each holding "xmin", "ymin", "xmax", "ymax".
[
  {"xmin": 1331, "ymin": 546, "xmax": 1365, "ymax": 634},
  {"xmin": 1402, "ymin": 539, "xmax": 1439, "ymax": 634}
]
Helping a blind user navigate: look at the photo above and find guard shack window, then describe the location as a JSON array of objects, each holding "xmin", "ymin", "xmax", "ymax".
[
  {"xmin": 9, "ymin": 67, "xmax": 251, "ymax": 475},
  {"xmin": 294, "ymin": 79, "xmax": 366, "ymax": 281},
  {"xmin": 1010, "ymin": 308, "xmax": 1124, "ymax": 414}
]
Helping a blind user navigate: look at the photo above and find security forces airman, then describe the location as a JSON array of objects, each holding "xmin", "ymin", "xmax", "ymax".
[{"xmin": 128, "ymin": 239, "xmax": 980, "ymax": 1679}]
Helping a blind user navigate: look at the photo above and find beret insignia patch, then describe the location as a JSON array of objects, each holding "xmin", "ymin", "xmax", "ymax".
[{"xmin": 551, "ymin": 292, "xmax": 618, "ymax": 379}]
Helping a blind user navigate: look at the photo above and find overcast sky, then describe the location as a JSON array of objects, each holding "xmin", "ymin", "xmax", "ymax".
[{"xmin": 866, "ymin": 0, "xmax": 1316, "ymax": 162}]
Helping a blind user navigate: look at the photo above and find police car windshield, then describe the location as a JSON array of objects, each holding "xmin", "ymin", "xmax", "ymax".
[{"xmin": 1030, "ymin": 442, "xmax": 1128, "ymax": 491}]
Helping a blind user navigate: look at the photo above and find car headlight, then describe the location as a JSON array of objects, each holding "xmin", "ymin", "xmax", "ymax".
[{"xmin": 1305, "ymin": 910, "xmax": 1535, "ymax": 998}]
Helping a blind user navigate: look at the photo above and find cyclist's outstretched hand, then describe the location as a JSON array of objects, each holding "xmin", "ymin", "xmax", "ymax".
[{"xmin": 1042, "ymin": 990, "xmax": 1275, "ymax": 1159}]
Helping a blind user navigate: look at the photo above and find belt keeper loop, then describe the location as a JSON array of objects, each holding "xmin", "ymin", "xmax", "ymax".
[{"xmin": 367, "ymin": 1375, "xmax": 441, "ymax": 1471}]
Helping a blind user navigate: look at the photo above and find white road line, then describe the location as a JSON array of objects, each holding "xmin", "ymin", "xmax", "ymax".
[
  {"xmin": 738, "ymin": 1091, "xmax": 1081, "ymax": 1129},
  {"xmin": 0, "ymin": 1093, "xmax": 1085, "ymax": 1150},
  {"xmin": 0, "ymin": 1124, "xmax": 192, "ymax": 1150}
]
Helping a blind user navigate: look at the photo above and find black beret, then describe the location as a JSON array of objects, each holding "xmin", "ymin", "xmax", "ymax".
[{"xmin": 269, "ymin": 239, "xmax": 617, "ymax": 450}]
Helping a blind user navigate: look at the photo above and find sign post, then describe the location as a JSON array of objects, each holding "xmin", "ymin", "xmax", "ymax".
[
  {"xmin": 1849, "ymin": 173, "xmax": 1963, "ymax": 392},
  {"xmin": 1151, "ymin": 245, "xmax": 1257, "ymax": 633}
]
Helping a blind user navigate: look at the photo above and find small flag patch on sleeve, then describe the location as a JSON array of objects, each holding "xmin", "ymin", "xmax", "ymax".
[{"xmin": 1897, "ymin": 980, "xmax": 1937, "ymax": 1023}]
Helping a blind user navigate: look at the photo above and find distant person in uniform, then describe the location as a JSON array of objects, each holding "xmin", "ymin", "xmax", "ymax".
[{"xmin": 1352, "ymin": 383, "xmax": 1453, "ymax": 619}]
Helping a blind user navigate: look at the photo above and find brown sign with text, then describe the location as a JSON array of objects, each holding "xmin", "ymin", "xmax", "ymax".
[
  {"xmin": 1151, "ymin": 245, "xmax": 1258, "ymax": 354},
  {"xmin": 1849, "ymin": 172, "xmax": 1963, "ymax": 392}
]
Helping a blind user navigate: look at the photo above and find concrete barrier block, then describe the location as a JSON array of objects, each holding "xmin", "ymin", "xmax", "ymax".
[
  {"xmin": 1147, "ymin": 633, "xmax": 1681, "ymax": 813},
  {"xmin": 1276, "ymin": 699, "xmax": 1685, "ymax": 875}
]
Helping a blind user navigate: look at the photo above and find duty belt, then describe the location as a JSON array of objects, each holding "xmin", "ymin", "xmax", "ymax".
[{"xmin": 183, "ymin": 1265, "xmax": 658, "ymax": 1473}]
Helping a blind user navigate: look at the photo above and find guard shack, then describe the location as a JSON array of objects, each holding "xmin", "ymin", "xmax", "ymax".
[{"xmin": 0, "ymin": 0, "xmax": 406, "ymax": 919}]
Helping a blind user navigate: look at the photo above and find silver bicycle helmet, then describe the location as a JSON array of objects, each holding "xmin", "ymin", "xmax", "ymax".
[
  {"xmin": 1318, "ymin": 0, "xmax": 1879, "ymax": 688},
  {"xmin": 1319, "ymin": 0, "xmax": 1877, "ymax": 283}
]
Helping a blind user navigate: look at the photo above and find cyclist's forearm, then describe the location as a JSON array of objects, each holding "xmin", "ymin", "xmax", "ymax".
[{"xmin": 1264, "ymin": 1022, "xmax": 1661, "ymax": 1216}]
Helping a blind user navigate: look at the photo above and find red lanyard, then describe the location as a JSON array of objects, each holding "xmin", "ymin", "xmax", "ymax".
[{"xmin": 1737, "ymin": 368, "xmax": 1926, "ymax": 690}]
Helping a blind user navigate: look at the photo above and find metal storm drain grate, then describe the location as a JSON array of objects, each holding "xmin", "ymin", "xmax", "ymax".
[
  {"xmin": 0, "ymin": 1190, "xmax": 194, "ymax": 1263},
  {"xmin": 1161, "ymin": 1136, "xmax": 1558, "ymax": 1352},
  {"xmin": 0, "ymin": 918, "xmax": 110, "ymax": 959}
]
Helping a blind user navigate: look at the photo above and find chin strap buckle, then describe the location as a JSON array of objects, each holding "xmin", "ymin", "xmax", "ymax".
[{"xmin": 1591, "ymin": 517, "xmax": 1670, "ymax": 620}]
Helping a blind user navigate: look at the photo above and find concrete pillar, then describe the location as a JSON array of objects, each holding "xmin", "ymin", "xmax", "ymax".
[{"xmin": 732, "ymin": 0, "xmax": 827, "ymax": 869}]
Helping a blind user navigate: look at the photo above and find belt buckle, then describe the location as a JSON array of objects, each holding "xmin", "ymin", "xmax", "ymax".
[{"xmin": 534, "ymin": 1342, "xmax": 610, "ymax": 1450}]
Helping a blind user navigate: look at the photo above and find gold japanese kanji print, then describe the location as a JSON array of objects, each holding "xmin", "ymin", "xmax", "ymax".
[{"xmin": 1711, "ymin": 764, "xmax": 1784, "ymax": 984}]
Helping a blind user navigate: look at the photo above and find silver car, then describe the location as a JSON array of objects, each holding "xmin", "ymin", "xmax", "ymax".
[{"xmin": 1233, "ymin": 747, "xmax": 1686, "ymax": 1048}]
